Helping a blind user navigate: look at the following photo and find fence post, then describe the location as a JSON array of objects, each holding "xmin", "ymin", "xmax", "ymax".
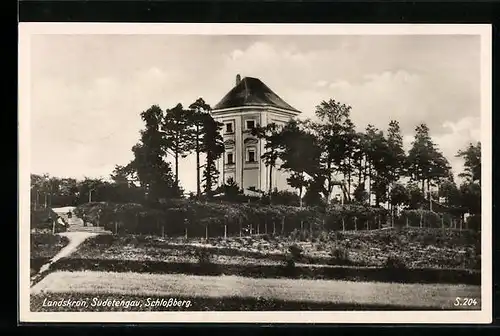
[
  {"xmin": 273, "ymin": 220, "xmax": 276, "ymax": 235},
  {"xmin": 264, "ymin": 219, "xmax": 268, "ymax": 234},
  {"xmin": 441, "ymin": 215, "xmax": 444, "ymax": 230},
  {"xmin": 354, "ymin": 217, "xmax": 357, "ymax": 231},
  {"xmin": 185, "ymin": 227, "xmax": 188, "ymax": 239},
  {"xmin": 406, "ymin": 216, "xmax": 409, "ymax": 228},
  {"xmin": 52, "ymin": 219, "xmax": 56, "ymax": 235},
  {"xmin": 281, "ymin": 217, "xmax": 285, "ymax": 235},
  {"xmin": 239, "ymin": 218, "xmax": 242, "ymax": 237},
  {"xmin": 420, "ymin": 212, "xmax": 423, "ymax": 228},
  {"xmin": 342, "ymin": 217, "xmax": 345, "ymax": 232},
  {"xmin": 224, "ymin": 222, "xmax": 227, "ymax": 239},
  {"xmin": 115, "ymin": 221, "xmax": 118, "ymax": 235},
  {"xmin": 205, "ymin": 225, "xmax": 208, "ymax": 241},
  {"xmin": 300, "ymin": 220, "xmax": 303, "ymax": 232},
  {"xmin": 257, "ymin": 223, "xmax": 260, "ymax": 235}
]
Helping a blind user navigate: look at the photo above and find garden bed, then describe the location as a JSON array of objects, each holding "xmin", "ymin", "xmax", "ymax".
[{"xmin": 68, "ymin": 228, "xmax": 481, "ymax": 270}]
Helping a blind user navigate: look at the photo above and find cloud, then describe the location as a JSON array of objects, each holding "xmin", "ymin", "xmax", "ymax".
[{"xmin": 29, "ymin": 35, "xmax": 481, "ymax": 193}]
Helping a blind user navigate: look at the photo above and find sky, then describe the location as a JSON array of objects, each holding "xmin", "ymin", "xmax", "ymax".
[{"xmin": 30, "ymin": 34, "xmax": 481, "ymax": 193}]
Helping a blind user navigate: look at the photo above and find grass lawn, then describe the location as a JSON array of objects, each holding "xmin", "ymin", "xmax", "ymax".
[{"xmin": 30, "ymin": 271, "xmax": 481, "ymax": 311}]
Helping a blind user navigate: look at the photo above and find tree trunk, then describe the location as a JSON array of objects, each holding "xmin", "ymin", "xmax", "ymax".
[
  {"xmin": 268, "ymin": 165, "xmax": 273, "ymax": 195},
  {"xmin": 427, "ymin": 179, "xmax": 432, "ymax": 211},
  {"xmin": 196, "ymin": 127, "xmax": 201, "ymax": 197},
  {"xmin": 368, "ymin": 164, "xmax": 372, "ymax": 206},
  {"xmin": 347, "ymin": 157, "xmax": 352, "ymax": 198},
  {"xmin": 175, "ymin": 152, "xmax": 179, "ymax": 188},
  {"xmin": 299, "ymin": 187, "xmax": 303, "ymax": 208}
]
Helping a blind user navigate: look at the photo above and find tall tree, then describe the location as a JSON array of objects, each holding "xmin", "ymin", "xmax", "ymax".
[
  {"xmin": 456, "ymin": 142, "xmax": 481, "ymax": 216},
  {"xmin": 128, "ymin": 105, "xmax": 180, "ymax": 202},
  {"xmin": 364, "ymin": 125, "xmax": 392, "ymax": 206},
  {"xmin": 313, "ymin": 99, "xmax": 355, "ymax": 202},
  {"xmin": 200, "ymin": 112, "xmax": 225, "ymax": 198},
  {"xmin": 187, "ymin": 98, "xmax": 211, "ymax": 198},
  {"xmin": 251, "ymin": 122, "xmax": 283, "ymax": 195},
  {"xmin": 163, "ymin": 103, "xmax": 192, "ymax": 188},
  {"xmin": 386, "ymin": 120, "xmax": 407, "ymax": 185},
  {"xmin": 279, "ymin": 120, "xmax": 324, "ymax": 200},
  {"xmin": 385, "ymin": 120, "xmax": 407, "ymax": 214},
  {"xmin": 456, "ymin": 141, "xmax": 481, "ymax": 186},
  {"xmin": 407, "ymin": 123, "xmax": 451, "ymax": 207}
]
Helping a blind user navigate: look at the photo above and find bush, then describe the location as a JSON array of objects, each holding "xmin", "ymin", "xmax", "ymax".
[
  {"xmin": 384, "ymin": 255, "xmax": 407, "ymax": 269},
  {"xmin": 31, "ymin": 208, "xmax": 58, "ymax": 230},
  {"xmin": 466, "ymin": 214, "xmax": 481, "ymax": 232},
  {"xmin": 329, "ymin": 247, "xmax": 350, "ymax": 265},
  {"xmin": 195, "ymin": 249, "xmax": 212, "ymax": 265},
  {"xmin": 288, "ymin": 244, "xmax": 303, "ymax": 260}
]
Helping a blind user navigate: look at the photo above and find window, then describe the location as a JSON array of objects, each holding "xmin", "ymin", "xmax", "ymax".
[
  {"xmin": 246, "ymin": 120, "xmax": 256, "ymax": 130},
  {"xmin": 226, "ymin": 152, "xmax": 234, "ymax": 164},
  {"xmin": 247, "ymin": 149, "xmax": 256, "ymax": 163},
  {"xmin": 225, "ymin": 122, "xmax": 234, "ymax": 134}
]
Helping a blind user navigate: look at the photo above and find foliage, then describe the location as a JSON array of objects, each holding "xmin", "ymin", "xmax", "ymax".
[
  {"xmin": 163, "ymin": 103, "xmax": 192, "ymax": 187},
  {"xmin": 456, "ymin": 142, "xmax": 481, "ymax": 185},
  {"xmin": 128, "ymin": 105, "xmax": 181, "ymax": 202}
]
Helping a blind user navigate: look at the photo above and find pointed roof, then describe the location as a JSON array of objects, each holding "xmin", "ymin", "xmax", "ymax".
[{"xmin": 213, "ymin": 76, "xmax": 300, "ymax": 113}]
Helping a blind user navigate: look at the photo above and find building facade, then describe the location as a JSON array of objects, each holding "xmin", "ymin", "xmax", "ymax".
[{"xmin": 211, "ymin": 75, "xmax": 301, "ymax": 195}]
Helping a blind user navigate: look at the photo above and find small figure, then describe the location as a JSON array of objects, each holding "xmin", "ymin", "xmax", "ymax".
[
  {"xmin": 82, "ymin": 214, "xmax": 87, "ymax": 227},
  {"xmin": 67, "ymin": 211, "xmax": 72, "ymax": 219},
  {"xmin": 57, "ymin": 215, "xmax": 68, "ymax": 232}
]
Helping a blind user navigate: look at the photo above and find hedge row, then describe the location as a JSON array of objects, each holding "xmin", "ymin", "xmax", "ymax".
[
  {"xmin": 30, "ymin": 207, "xmax": 59, "ymax": 231},
  {"xmin": 73, "ymin": 200, "xmax": 472, "ymax": 237}
]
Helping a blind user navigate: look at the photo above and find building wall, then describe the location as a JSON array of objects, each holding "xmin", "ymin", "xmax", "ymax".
[{"xmin": 212, "ymin": 107, "xmax": 298, "ymax": 195}]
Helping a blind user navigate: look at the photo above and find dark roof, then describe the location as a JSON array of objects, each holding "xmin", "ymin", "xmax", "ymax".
[{"xmin": 213, "ymin": 77, "xmax": 300, "ymax": 113}]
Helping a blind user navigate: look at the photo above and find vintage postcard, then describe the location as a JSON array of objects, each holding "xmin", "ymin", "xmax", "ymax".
[{"xmin": 18, "ymin": 23, "xmax": 492, "ymax": 324}]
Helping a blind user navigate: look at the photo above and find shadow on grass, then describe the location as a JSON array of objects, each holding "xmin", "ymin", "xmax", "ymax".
[{"xmin": 33, "ymin": 257, "xmax": 481, "ymax": 285}]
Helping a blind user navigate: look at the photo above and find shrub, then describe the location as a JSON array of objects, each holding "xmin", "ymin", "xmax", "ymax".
[
  {"xmin": 288, "ymin": 244, "xmax": 303, "ymax": 260},
  {"xmin": 31, "ymin": 208, "xmax": 58, "ymax": 230},
  {"xmin": 384, "ymin": 255, "xmax": 407, "ymax": 269},
  {"xmin": 329, "ymin": 247, "xmax": 350, "ymax": 265},
  {"xmin": 466, "ymin": 214, "xmax": 481, "ymax": 232},
  {"xmin": 195, "ymin": 249, "xmax": 212, "ymax": 265}
]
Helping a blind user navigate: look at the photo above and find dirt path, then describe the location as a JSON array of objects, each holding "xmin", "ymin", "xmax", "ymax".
[{"xmin": 31, "ymin": 231, "xmax": 100, "ymax": 287}]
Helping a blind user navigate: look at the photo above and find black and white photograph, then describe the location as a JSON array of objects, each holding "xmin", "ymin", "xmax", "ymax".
[{"xmin": 19, "ymin": 23, "xmax": 492, "ymax": 324}]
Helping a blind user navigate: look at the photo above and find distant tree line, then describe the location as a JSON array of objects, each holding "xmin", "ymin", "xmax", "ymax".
[{"xmin": 31, "ymin": 97, "xmax": 481, "ymax": 221}]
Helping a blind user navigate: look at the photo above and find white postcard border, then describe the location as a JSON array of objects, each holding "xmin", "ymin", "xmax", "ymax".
[{"xmin": 18, "ymin": 23, "xmax": 493, "ymax": 324}]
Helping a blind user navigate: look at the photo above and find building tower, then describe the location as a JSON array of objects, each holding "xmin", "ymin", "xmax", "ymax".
[{"xmin": 211, "ymin": 75, "xmax": 301, "ymax": 195}]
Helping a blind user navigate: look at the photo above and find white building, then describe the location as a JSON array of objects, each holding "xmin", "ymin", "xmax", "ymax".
[{"xmin": 211, "ymin": 75, "xmax": 301, "ymax": 195}]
